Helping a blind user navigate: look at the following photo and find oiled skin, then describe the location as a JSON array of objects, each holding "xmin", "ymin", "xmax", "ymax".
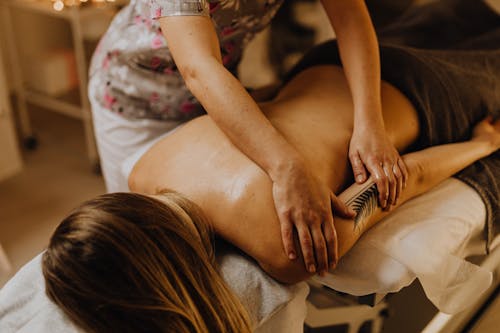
[{"xmin": 130, "ymin": 66, "xmax": 420, "ymax": 283}]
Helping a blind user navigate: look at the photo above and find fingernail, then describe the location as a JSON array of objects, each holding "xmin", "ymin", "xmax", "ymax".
[
  {"xmin": 383, "ymin": 200, "xmax": 387, "ymax": 208},
  {"xmin": 308, "ymin": 265, "xmax": 316, "ymax": 273},
  {"xmin": 330, "ymin": 261, "xmax": 337, "ymax": 269},
  {"xmin": 356, "ymin": 175, "xmax": 364, "ymax": 183},
  {"xmin": 288, "ymin": 252, "xmax": 296, "ymax": 260}
]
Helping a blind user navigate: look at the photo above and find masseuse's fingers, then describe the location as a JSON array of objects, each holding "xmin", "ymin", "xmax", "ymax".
[
  {"xmin": 324, "ymin": 196, "xmax": 339, "ymax": 269},
  {"xmin": 280, "ymin": 219, "xmax": 296, "ymax": 260},
  {"xmin": 311, "ymin": 225, "xmax": 328, "ymax": 275},
  {"xmin": 398, "ymin": 158, "xmax": 409, "ymax": 189},
  {"xmin": 383, "ymin": 163, "xmax": 397, "ymax": 209},
  {"xmin": 392, "ymin": 162, "xmax": 403, "ymax": 206},
  {"xmin": 350, "ymin": 151, "xmax": 368, "ymax": 183},
  {"xmin": 367, "ymin": 160, "xmax": 389, "ymax": 209},
  {"xmin": 297, "ymin": 224, "xmax": 316, "ymax": 273}
]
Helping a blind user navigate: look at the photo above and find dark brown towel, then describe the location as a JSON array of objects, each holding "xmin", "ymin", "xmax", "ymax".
[{"xmin": 285, "ymin": 0, "xmax": 500, "ymax": 250}]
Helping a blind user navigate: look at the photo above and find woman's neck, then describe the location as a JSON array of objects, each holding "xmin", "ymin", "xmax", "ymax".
[{"xmin": 148, "ymin": 194, "xmax": 208, "ymax": 238}]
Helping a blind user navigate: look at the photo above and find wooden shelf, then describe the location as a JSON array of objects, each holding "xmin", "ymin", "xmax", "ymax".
[
  {"xmin": 1, "ymin": 0, "xmax": 117, "ymax": 165},
  {"xmin": 6, "ymin": 0, "xmax": 119, "ymax": 41},
  {"xmin": 6, "ymin": 0, "xmax": 114, "ymax": 21},
  {"xmin": 25, "ymin": 88, "xmax": 85, "ymax": 120}
]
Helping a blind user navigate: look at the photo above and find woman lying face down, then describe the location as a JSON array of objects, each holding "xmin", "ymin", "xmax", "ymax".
[
  {"xmin": 42, "ymin": 54, "xmax": 500, "ymax": 333},
  {"xmin": 42, "ymin": 191, "xmax": 251, "ymax": 332}
]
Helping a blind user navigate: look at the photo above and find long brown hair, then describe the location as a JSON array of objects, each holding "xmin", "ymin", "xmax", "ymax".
[{"xmin": 42, "ymin": 191, "xmax": 252, "ymax": 333}]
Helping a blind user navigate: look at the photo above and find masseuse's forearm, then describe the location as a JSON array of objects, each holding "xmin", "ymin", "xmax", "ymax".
[
  {"xmin": 321, "ymin": 0, "xmax": 383, "ymax": 125},
  {"xmin": 183, "ymin": 57, "xmax": 302, "ymax": 179},
  {"xmin": 160, "ymin": 16, "xmax": 302, "ymax": 179}
]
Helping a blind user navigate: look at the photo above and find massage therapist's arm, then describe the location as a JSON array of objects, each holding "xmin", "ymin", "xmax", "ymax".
[
  {"xmin": 321, "ymin": 0, "xmax": 408, "ymax": 209},
  {"xmin": 158, "ymin": 16, "xmax": 354, "ymax": 275}
]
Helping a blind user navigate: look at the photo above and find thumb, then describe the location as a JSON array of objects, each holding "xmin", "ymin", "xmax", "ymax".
[{"xmin": 331, "ymin": 192, "xmax": 356, "ymax": 218}]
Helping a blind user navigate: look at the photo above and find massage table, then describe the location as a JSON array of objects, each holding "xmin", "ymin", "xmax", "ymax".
[
  {"xmin": 1, "ymin": 176, "xmax": 495, "ymax": 332},
  {"xmin": 1, "ymin": 121, "xmax": 497, "ymax": 331}
]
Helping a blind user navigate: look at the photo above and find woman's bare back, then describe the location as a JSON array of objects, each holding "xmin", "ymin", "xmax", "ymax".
[{"xmin": 130, "ymin": 65, "xmax": 419, "ymax": 279}]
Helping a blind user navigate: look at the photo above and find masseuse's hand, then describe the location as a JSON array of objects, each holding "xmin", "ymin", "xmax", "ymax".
[
  {"xmin": 349, "ymin": 124, "xmax": 408, "ymax": 210},
  {"xmin": 272, "ymin": 161, "xmax": 355, "ymax": 275}
]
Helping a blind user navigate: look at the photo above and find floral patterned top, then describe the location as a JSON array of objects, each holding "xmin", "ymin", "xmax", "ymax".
[{"xmin": 89, "ymin": 0, "xmax": 283, "ymax": 121}]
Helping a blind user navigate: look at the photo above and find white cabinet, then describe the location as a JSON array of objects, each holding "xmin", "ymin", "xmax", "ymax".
[
  {"xmin": 0, "ymin": 43, "xmax": 22, "ymax": 183},
  {"xmin": 1, "ymin": 0, "xmax": 119, "ymax": 168}
]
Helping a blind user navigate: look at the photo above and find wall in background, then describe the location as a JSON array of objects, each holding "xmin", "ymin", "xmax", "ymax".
[
  {"xmin": 0, "ymin": 4, "xmax": 12, "ymax": 92},
  {"xmin": 0, "ymin": 26, "xmax": 22, "ymax": 183}
]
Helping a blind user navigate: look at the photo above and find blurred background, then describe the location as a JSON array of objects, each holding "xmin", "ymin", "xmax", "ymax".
[{"xmin": 0, "ymin": 0, "xmax": 498, "ymax": 332}]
